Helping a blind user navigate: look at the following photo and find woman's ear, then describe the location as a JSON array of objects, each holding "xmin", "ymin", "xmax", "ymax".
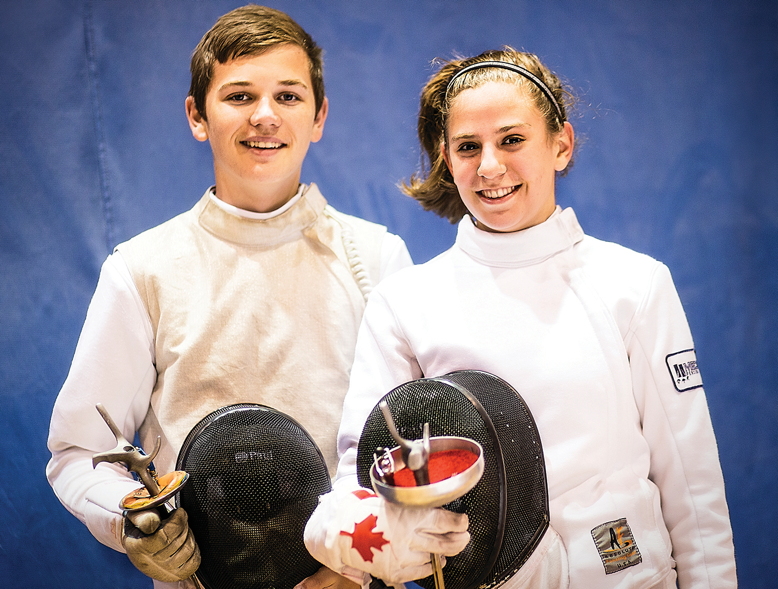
[
  {"xmin": 185, "ymin": 96, "xmax": 209, "ymax": 143},
  {"xmin": 440, "ymin": 141, "xmax": 452, "ymax": 174},
  {"xmin": 554, "ymin": 122, "xmax": 575, "ymax": 172}
]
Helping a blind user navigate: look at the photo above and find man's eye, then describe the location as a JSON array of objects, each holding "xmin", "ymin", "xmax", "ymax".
[
  {"xmin": 278, "ymin": 93, "xmax": 300, "ymax": 103},
  {"xmin": 227, "ymin": 93, "xmax": 251, "ymax": 103}
]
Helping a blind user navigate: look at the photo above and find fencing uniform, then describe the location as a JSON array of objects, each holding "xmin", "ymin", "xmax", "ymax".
[
  {"xmin": 335, "ymin": 207, "xmax": 736, "ymax": 589},
  {"xmin": 46, "ymin": 183, "xmax": 412, "ymax": 588}
]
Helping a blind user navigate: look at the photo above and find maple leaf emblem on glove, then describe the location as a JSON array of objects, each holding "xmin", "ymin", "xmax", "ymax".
[{"xmin": 340, "ymin": 514, "xmax": 390, "ymax": 562}]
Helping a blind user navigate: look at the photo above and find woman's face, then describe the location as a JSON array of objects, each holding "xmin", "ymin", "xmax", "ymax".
[{"xmin": 442, "ymin": 80, "xmax": 574, "ymax": 233}]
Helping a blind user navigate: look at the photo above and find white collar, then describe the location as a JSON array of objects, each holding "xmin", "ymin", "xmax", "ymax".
[
  {"xmin": 194, "ymin": 183, "xmax": 326, "ymax": 246},
  {"xmin": 208, "ymin": 184, "xmax": 306, "ymax": 219},
  {"xmin": 455, "ymin": 206, "xmax": 584, "ymax": 268}
]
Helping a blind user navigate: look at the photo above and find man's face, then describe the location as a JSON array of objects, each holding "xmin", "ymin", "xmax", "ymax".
[{"xmin": 186, "ymin": 44, "xmax": 328, "ymax": 213}]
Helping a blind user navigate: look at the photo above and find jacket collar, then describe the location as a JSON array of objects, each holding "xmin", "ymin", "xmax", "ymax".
[
  {"xmin": 194, "ymin": 183, "xmax": 326, "ymax": 246},
  {"xmin": 455, "ymin": 206, "xmax": 584, "ymax": 268}
]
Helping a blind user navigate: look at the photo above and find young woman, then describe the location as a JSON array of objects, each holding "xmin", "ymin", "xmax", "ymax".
[{"xmin": 306, "ymin": 49, "xmax": 737, "ymax": 589}]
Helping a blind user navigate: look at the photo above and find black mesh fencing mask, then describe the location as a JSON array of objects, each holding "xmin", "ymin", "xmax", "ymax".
[
  {"xmin": 176, "ymin": 404, "xmax": 332, "ymax": 589},
  {"xmin": 356, "ymin": 370, "xmax": 548, "ymax": 589}
]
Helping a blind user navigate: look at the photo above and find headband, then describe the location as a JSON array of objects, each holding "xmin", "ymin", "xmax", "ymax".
[{"xmin": 445, "ymin": 60, "xmax": 564, "ymax": 122}]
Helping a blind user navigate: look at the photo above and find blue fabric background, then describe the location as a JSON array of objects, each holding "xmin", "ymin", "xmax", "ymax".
[{"xmin": 1, "ymin": 0, "xmax": 775, "ymax": 586}]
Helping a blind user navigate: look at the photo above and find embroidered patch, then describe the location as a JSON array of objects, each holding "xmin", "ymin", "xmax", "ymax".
[
  {"xmin": 591, "ymin": 518, "xmax": 642, "ymax": 575},
  {"xmin": 666, "ymin": 348, "xmax": 703, "ymax": 392},
  {"xmin": 340, "ymin": 515, "xmax": 389, "ymax": 562}
]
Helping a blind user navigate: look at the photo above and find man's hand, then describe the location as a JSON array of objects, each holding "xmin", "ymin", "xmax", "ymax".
[
  {"xmin": 121, "ymin": 507, "xmax": 201, "ymax": 582},
  {"xmin": 294, "ymin": 566, "xmax": 362, "ymax": 589}
]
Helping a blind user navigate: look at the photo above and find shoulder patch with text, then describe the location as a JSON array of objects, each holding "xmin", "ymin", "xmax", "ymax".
[
  {"xmin": 591, "ymin": 518, "xmax": 642, "ymax": 575},
  {"xmin": 666, "ymin": 348, "xmax": 703, "ymax": 392}
]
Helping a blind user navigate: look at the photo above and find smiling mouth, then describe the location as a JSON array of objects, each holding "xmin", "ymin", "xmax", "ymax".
[
  {"xmin": 478, "ymin": 185, "xmax": 519, "ymax": 199},
  {"xmin": 242, "ymin": 140, "xmax": 285, "ymax": 150}
]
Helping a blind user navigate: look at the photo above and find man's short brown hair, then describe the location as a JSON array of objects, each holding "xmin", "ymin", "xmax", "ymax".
[{"xmin": 189, "ymin": 4, "xmax": 325, "ymax": 120}]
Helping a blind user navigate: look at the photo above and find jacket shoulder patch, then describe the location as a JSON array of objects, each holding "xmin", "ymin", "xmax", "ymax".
[{"xmin": 666, "ymin": 348, "xmax": 703, "ymax": 392}]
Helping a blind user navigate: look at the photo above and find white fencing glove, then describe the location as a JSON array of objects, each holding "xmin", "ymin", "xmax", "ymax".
[
  {"xmin": 121, "ymin": 507, "xmax": 201, "ymax": 582},
  {"xmin": 304, "ymin": 483, "xmax": 469, "ymax": 586}
]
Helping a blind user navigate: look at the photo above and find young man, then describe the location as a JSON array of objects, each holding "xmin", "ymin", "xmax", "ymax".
[{"xmin": 46, "ymin": 5, "xmax": 411, "ymax": 588}]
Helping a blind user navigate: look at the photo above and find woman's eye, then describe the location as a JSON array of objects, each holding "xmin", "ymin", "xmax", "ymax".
[
  {"xmin": 456, "ymin": 142, "xmax": 479, "ymax": 153},
  {"xmin": 503, "ymin": 135, "xmax": 524, "ymax": 145}
]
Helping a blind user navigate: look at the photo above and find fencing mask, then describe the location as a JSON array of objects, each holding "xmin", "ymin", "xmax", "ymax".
[
  {"xmin": 176, "ymin": 403, "xmax": 332, "ymax": 589},
  {"xmin": 356, "ymin": 370, "xmax": 548, "ymax": 589}
]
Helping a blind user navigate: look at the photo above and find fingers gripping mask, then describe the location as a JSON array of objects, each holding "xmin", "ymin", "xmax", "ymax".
[
  {"xmin": 176, "ymin": 404, "xmax": 332, "ymax": 589},
  {"xmin": 317, "ymin": 487, "xmax": 471, "ymax": 585},
  {"xmin": 356, "ymin": 371, "xmax": 550, "ymax": 589}
]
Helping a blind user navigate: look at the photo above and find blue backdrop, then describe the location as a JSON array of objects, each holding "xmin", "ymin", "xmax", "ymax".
[{"xmin": 1, "ymin": 0, "xmax": 775, "ymax": 587}]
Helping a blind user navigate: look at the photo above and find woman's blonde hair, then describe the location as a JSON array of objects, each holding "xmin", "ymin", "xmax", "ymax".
[{"xmin": 402, "ymin": 48, "xmax": 574, "ymax": 223}]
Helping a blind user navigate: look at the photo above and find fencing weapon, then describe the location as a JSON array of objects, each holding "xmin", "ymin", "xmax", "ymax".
[
  {"xmin": 369, "ymin": 400, "xmax": 484, "ymax": 589},
  {"xmin": 357, "ymin": 370, "xmax": 549, "ymax": 589},
  {"xmin": 91, "ymin": 403, "xmax": 188, "ymax": 513}
]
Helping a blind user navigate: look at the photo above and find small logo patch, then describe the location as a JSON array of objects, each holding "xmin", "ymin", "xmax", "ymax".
[
  {"xmin": 591, "ymin": 518, "xmax": 642, "ymax": 575},
  {"xmin": 666, "ymin": 349, "xmax": 703, "ymax": 392}
]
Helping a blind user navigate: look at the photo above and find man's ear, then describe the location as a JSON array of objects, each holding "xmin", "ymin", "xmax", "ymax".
[
  {"xmin": 310, "ymin": 97, "xmax": 329, "ymax": 143},
  {"xmin": 554, "ymin": 121, "xmax": 575, "ymax": 172},
  {"xmin": 185, "ymin": 96, "xmax": 209, "ymax": 143}
]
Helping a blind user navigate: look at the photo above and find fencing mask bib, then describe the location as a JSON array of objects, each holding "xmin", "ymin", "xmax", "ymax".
[
  {"xmin": 176, "ymin": 403, "xmax": 332, "ymax": 589},
  {"xmin": 357, "ymin": 370, "xmax": 548, "ymax": 589}
]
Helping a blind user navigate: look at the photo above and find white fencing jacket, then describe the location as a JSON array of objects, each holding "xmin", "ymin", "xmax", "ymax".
[
  {"xmin": 336, "ymin": 207, "xmax": 736, "ymax": 589},
  {"xmin": 46, "ymin": 184, "xmax": 411, "ymax": 589}
]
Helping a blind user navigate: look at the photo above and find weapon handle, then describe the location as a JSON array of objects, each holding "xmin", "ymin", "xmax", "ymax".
[{"xmin": 96, "ymin": 403, "xmax": 132, "ymax": 447}]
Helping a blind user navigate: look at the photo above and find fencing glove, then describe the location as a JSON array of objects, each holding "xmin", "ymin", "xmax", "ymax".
[
  {"xmin": 122, "ymin": 507, "xmax": 201, "ymax": 582},
  {"xmin": 304, "ymin": 481, "xmax": 469, "ymax": 586}
]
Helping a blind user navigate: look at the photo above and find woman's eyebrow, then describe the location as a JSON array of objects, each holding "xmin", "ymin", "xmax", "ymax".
[
  {"xmin": 451, "ymin": 122, "xmax": 531, "ymax": 142},
  {"xmin": 498, "ymin": 123, "xmax": 531, "ymax": 133}
]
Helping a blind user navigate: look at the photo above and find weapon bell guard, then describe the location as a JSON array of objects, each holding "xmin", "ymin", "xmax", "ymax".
[{"xmin": 91, "ymin": 403, "xmax": 189, "ymax": 513}]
